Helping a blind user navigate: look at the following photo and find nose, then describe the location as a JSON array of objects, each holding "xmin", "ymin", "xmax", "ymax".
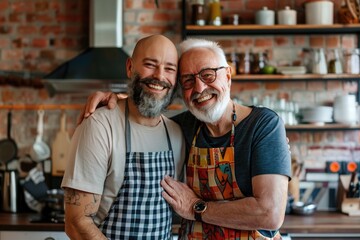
[
  {"xmin": 152, "ymin": 66, "xmax": 165, "ymax": 81},
  {"xmin": 192, "ymin": 75, "xmax": 208, "ymax": 93}
]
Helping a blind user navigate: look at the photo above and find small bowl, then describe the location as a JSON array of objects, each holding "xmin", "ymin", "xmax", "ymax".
[{"xmin": 292, "ymin": 201, "xmax": 317, "ymax": 215}]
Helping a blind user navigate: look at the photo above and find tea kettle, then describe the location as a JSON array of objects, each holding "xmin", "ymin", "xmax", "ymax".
[{"xmin": 1, "ymin": 169, "xmax": 19, "ymax": 213}]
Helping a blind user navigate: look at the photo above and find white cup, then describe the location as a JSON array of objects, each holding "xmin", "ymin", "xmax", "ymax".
[{"xmin": 277, "ymin": 6, "xmax": 296, "ymax": 25}]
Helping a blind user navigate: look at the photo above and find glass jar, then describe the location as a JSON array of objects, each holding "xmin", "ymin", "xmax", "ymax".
[
  {"xmin": 343, "ymin": 48, "xmax": 360, "ymax": 74},
  {"xmin": 238, "ymin": 51, "xmax": 251, "ymax": 74},
  {"xmin": 327, "ymin": 48, "xmax": 343, "ymax": 74},
  {"xmin": 209, "ymin": 0, "xmax": 222, "ymax": 26},
  {"xmin": 226, "ymin": 52, "xmax": 238, "ymax": 76},
  {"xmin": 251, "ymin": 52, "xmax": 267, "ymax": 74},
  {"xmin": 191, "ymin": 0, "xmax": 206, "ymax": 26}
]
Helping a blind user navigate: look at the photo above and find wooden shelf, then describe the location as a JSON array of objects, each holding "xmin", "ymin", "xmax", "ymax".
[
  {"xmin": 231, "ymin": 74, "xmax": 360, "ymax": 82},
  {"xmin": 0, "ymin": 103, "xmax": 184, "ymax": 111},
  {"xmin": 286, "ymin": 123, "xmax": 360, "ymax": 131},
  {"xmin": 0, "ymin": 104, "xmax": 84, "ymax": 110},
  {"xmin": 184, "ymin": 24, "xmax": 360, "ymax": 36}
]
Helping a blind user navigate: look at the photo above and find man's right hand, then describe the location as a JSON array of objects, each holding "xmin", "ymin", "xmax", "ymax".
[{"xmin": 77, "ymin": 91, "xmax": 124, "ymax": 125}]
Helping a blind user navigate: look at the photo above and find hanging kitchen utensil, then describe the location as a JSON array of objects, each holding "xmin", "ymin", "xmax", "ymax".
[
  {"xmin": 0, "ymin": 111, "xmax": 18, "ymax": 169},
  {"xmin": 51, "ymin": 111, "xmax": 71, "ymax": 176},
  {"xmin": 29, "ymin": 110, "xmax": 51, "ymax": 162}
]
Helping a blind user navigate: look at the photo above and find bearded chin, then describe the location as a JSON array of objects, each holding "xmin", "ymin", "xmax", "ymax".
[
  {"xmin": 187, "ymin": 88, "xmax": 231, "ymax": 124},
  {"xmin": 128, "ymin": 75, "xmax": 174, "ymax": 118}
]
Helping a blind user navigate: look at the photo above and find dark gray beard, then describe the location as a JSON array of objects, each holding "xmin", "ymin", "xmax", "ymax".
[{"xmin": 128, "ymin": 74, "xmax": 175, "ymax": 118}]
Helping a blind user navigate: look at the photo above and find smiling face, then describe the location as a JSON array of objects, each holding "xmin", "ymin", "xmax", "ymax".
[
  {"xmin": 179, "ymin": 48, "xmax": 232, "ymax": 123},
  {"xmin": 126, "ymin": 35, "xmax": 178, "ymax": 117}
]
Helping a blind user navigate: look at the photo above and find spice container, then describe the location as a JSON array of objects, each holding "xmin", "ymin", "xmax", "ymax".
[
  {"xmin": 251, "ymin": 52, "xmax": 267, "ymax": 74},
  {"xmin": 209, "ymin": 0, "xmax": 222, "ymax": 26},
  {"xmin": 226, "ymin": 52, "xmax": 238, "ymax": 76},
  {"xmin": 327, "ymin": 49, "xmax": 343, "ymax": 74},
  {"xmin": 343, "ymin": 48, "xmax": 360, "ymax": 74},
  {"xmin": 226, "ymin": 14, "xmax": 239, "ymax": 25},
  {"xmin": 191, "ymin": 0, "xmax": 206, "ymax": 26},
  {"xmin": 255, "ymin": 7, "xmax": 275, "ymax": 25},
  {"xmin": 238, "ymin": 51, "xmax": 251, "ymax": 74},
  {"xmin": 277, "ymin": 6, "xmax": 296, "ymax": 25}
]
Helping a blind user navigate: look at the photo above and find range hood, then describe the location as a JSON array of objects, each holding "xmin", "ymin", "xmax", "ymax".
[{"xmin": 43, "ymin": 0, "xmax": 129, "ymax": 96}]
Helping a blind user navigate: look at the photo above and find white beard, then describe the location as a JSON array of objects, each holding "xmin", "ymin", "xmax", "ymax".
[{"xmin": 187, "ymin": 87, "xmax": 231, "ymax": 124}]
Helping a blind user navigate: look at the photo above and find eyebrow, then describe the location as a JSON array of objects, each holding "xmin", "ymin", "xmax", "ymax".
[{"xmin": 143, "ymin": 57, "xmax": 177, "ymax": 68}]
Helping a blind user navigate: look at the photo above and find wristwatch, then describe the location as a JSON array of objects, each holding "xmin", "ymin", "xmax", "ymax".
[{"xmin": 193, "ymin": 199, "xmax": 207, "ymax": 222}]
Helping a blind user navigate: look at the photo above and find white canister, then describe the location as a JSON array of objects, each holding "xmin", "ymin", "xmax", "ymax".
[
  {"xmin": 277, "ymin": 6, "xmax": 297, "ymax": 25},
  {"xmin": 305, "ymin": 0, "xmax": 334, "ymax": 25},
  {"xmin": 255, "ymin": 7, "xmax": 275, "ymax": 25},
  {"xmin": 333, "ymin": 95, "xmax": 358, "ymax": 125}
]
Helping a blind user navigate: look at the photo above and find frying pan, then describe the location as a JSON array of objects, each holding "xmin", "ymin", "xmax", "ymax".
[
  {"xmin": 29, "ymin": 110, "xmax": 50, "ymax": 162},
  {"xmin": 0, "ymin": 111, "xmax": 18, "ymax": 169}
]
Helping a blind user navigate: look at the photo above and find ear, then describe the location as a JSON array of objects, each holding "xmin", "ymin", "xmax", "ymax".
[
  {"xmin": 126, "ymin": 58, "xmax": 133, "ymax": 78},
  {"xmin": 226, "ymin": 66, "xmax": 232, "ymax": 87}
]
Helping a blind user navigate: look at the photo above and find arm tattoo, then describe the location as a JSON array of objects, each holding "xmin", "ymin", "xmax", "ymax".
[
  {"xmin": 64, "ymin": 189, "xmax": 81, "ymax": 206},
  {"xmin": 84, "ymin": 194, "xmax": 100, "ymax": 223}
]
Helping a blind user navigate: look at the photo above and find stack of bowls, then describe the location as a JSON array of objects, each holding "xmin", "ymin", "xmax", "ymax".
[
  {"xmin": 300, "ymin": 106, "xmax": 333, "ymax": 125},
  {"xmin": 333, "ymin": 95, "xmax": 358, "ymax": 125}
]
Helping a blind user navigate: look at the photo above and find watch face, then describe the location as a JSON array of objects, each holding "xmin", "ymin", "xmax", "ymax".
[{"xmin": 194, "ymin": 200, "xmax": 206, "ymax": 212}]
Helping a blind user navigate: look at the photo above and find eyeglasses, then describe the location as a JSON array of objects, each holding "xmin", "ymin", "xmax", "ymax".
[{"xmin": 180, "ymin": 66, "xmax": 227, "ymax": 90}]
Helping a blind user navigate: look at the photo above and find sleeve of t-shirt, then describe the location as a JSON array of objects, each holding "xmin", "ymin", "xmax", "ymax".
[
  {"xmin": 61, "ymin": 110, "xmax": 112, "ymax": 194},
  {"xmin": 252, "ymin": 110, "xmax": 291, "ymax": 179}
]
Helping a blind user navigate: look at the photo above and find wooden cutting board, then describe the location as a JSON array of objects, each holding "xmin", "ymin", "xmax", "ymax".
[{"xmin": 51, "ymin": 112, "xmax": 71, "ymax": 176}]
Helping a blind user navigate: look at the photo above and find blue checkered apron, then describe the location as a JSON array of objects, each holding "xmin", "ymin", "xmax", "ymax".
[{"xmin": 99, "ymin": 101, "xmax": 174, "ymax": 239}]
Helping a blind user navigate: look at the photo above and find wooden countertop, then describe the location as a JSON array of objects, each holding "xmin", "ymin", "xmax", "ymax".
[
  {"xmin": 0, "ymin": 211, "xmax": 359, "ymax": 234},
  {"xmin": 280, "ymin": 211, "xmax": 360, "ymax": 234}
]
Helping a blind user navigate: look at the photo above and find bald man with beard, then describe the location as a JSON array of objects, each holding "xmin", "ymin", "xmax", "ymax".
[{"xmin": 61, "ymin": 35, "xmax": 185, "ymax": 240}]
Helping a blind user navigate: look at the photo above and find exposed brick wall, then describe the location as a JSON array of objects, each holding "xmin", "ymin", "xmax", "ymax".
[{"xmin": 0, "ymin": 0, "xmax": 359, "ymax": 175}]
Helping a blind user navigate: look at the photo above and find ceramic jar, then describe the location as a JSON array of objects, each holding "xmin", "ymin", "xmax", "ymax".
[
  {"xmin": 277, "ymin": 6, "xmax": 297, "ymax": 25},
  {"xmin": 305, "ymin": 0, "xmax": 334, "ymax": 25},
  {"xmin": 255, "ymin": 7, "xmax": 275, "ymax": 25}
]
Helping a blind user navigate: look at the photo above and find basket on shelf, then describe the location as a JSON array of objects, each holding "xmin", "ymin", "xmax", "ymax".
[{"xmin": 339, "ymin": 0, "xmax": 360, "ymax": 23}]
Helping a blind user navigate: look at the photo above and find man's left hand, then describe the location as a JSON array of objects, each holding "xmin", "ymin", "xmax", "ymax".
[{"xmin": 161, "ymin": 175, "xmax": 199, "ymax": 220}]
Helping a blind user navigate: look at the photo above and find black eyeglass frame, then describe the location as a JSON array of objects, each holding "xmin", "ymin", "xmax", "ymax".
[{"xmin": 179, "ymin": 66, "xmax": 227, "ymax": 90}]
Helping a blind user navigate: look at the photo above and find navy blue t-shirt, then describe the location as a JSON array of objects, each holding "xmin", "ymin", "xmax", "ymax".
[{"xmin": 171, "ymin": 106, "xmax": 291, "ymax": 237}]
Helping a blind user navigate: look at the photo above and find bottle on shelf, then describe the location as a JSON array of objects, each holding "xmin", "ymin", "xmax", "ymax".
[
  {"xmin": 328, "ymin": 48, "xmax": 343, "ymax": 74},
  {"xmin": 191, "ymin": 0, "xmax": 206, "ymax": 26},
  {"xmin": 251, "ymin": 51, "xmax": 267, "ymax": 74},
  {"xmin": 208, "ymin": 0, "xmax": 222, "ymax": 26},
  {"xmin": 238, "ymin": 50, "xmax": 251, "ymax": 74}
]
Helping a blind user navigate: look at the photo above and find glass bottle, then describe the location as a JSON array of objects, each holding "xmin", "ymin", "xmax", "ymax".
[
  {"xmin": 328, "ymin": 48, "xmax": 343, "ymax": 74},
  {"xmin": 238, "ymin": 51, "xmax": 251, "ymax": 74},
  {"xmin": 191, "ymin": 0, "xmax": 206, "ymax": 26},
  {"xmin": 209, "ymin": 0, "xmax": 222, "ymax": 26},
  {"xmin": 251, "ymin": 51, "xmax": 267, "ymax": 74}
]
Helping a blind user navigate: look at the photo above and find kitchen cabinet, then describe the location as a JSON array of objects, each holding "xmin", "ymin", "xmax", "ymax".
[{"xmin": 181, "ymin": 0, "xmax": 360, "ymax": 131}]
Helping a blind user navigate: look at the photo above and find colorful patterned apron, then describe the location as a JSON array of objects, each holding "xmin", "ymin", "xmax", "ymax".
[
  {"xmin": 100, "ymin": 100, "xmax": 174, "ymax": 239},
  {"xmin": 179, "ymin": 124, "xmax": 282, "ymax": 240}
]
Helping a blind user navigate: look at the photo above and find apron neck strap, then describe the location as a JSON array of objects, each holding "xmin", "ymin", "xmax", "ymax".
[{"xmin": 125, "ymin": 99, "xmax": 172, "ymax": 152}]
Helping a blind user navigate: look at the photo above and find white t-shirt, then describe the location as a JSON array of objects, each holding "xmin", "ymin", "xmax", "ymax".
[{"xmin": 61, "ymin": 100, "xmax": 186, "ymax": 224}]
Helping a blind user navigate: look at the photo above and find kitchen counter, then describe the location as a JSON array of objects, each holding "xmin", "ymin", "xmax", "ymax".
[
  {"xmin": 0, "ymin": 211, "xmax": 359, "ymax": 234},
  {"xmin": 280, "ymin": 211, "xmax": 360, "ymax": 234}
]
